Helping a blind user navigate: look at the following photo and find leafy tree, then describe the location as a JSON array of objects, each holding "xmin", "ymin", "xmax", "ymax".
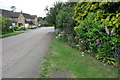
[
  {"xmin": 0, "ymin": 16, "xmax": 12, "ymax": 34},
  {"xmin": 10, "ymin": 6, "xmax": 16, "ymax": 12},
  {"xmin": 45, "ymin": 2, "xmax": 76, "ymax": 32},
  {"xmin": 42, "ymin": 17, "xmax": 46, "ymax": 20},
  {"xmin": 45, "ymin": 2, "xmax": 65, "ymax": 28},
  {"xmin": 37, "ymin": 17, "xmax": 43, "ymax": 22},
  {"xmin": 56, "ymin": 2, "xmax": 76, "ymax": 34}
]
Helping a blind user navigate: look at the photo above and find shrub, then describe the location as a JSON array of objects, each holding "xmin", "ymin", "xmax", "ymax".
[
  {"xmin": 13, "ymin": 26, "xmax": 20, "ymax": 31},
  {"xmin": 55, "ymin": 2, "xmax": 76, "ymax": 35},
  {"xmin": 53, "ymin": 2, "xmax": 120, "ymax": 67},
  {"xmin": 72, "ymin": 2, "xmax": 120, "ymax": 67},
  {"xmin": 19, "ymin": 26, "xmax": 27, "ymax": 30},
  {"xmin": 1, "ymin": 16, "xmax": 13, "ymax": 34},
  {"xmin": 73, "ymin": 2, "xmax": 120, "ymax": 34},
  {"xmin": 28, "ymin": 26, "xmax": 31, "ymax": 29},
  {"xmin": 74, "ymin": 13, "xmax": 119, "ymax": 66}
]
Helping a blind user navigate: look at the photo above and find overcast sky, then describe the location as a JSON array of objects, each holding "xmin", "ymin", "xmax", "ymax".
[{"xmin": 0, "ymin": 0, "xmax": 68, "ymax": 17}]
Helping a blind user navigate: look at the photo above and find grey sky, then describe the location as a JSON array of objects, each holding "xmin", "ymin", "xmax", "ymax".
[{"xmin": 0, "ymin": 0, "xmax": 68, "ymax": 17}]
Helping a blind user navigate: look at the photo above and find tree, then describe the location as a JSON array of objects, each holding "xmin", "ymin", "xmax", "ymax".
[
  {"xmin": 10, "ymin": 6, "xmax": 16, "ymax": 31},
  {"xmin": 10, "ymin": 6, "xmax": 16, "ymax": 12},
  {"xmin": 0, "ymin": 16, "xmax": 12, "ymax": 34},
  {"xmin": 37, "ymin": 17, "xmax": 43, "ymax": 22},
  {"xmin": 45, "ymin": 2, "xmax": 65, "ymax": 28},
  {"xmin": 45, "ymin": 2, "xmax": 76, "ymax": 33},
  {"xmin": 56, "ymin": 2, "xmax": 76, "ymax": 34}
]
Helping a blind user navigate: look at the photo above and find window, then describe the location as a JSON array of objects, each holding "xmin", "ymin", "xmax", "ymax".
[
  {"xmin": 20, "ymin": 18, "xmax": 23, "ymax": 21},
  {"xmin": 28, "ymin": 19, "xmax": 31, "ymax": 21}
]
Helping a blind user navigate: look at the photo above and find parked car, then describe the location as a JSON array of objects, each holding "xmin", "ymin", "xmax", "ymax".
[{"xmin": 38, "ymin": 24, "xmax": 41, "ymax": 27}]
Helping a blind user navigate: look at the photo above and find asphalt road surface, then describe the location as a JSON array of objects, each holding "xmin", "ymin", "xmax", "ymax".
[{"xmin": 2, "ymin": 27, "xmax": 54, "ymax": 78}]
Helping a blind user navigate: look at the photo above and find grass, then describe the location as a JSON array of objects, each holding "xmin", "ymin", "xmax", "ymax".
[
  {"xmin": 0, "ymin": 31, "xmax": 24, "ymax": 38},
  {"xmin": 38, "ymin": 35, "xmax": 118, "ymax": 78},
  {"xmin": 0, "ymin": 27, "xmax": 52, "ymax": 38}
]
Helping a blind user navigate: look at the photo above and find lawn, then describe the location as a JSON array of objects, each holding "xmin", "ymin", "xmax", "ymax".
[
  {"xmin": 38, "ymin": 35, "xmax": 118, "ymax": 78},
  {"xmin": 0, "ymin": 31, "xmax": 24, "ymax": 38}
]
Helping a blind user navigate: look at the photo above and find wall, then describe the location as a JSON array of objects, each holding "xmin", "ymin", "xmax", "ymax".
[{"xmin": 18, "ymin": 14, "xmax": 25, "ymax": 26}]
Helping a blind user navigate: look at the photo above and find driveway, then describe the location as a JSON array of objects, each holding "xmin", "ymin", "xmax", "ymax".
[{"xmin": 2, "ymin": 27, "xmax": 54, "ymax": 78}]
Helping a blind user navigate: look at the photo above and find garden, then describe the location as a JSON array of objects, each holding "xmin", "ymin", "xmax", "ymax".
[{"xmin": 38, "ymin": 1, "xmax": 120, "ymax": 78}]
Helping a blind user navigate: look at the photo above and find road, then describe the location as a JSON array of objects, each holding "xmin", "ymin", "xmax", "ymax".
[{"xmin": 2, "ymin": 27, "xmax": 54, "ymax": 78}]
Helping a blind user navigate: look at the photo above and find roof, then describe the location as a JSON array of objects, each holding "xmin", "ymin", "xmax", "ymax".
[
  {"xmin": 0, "ymin": 9, "xmax": 37, "ymax": 19},
  {"xmin": 13, "ymin": 12, "xmax": 21, "ymax": 18},
  {"xmin": 0, "ymin": 9, "xmax": 14, "ymax": 18},
  {"xmin": 31, "ymin": 15, "xmax": 37, "ymax": 19},
  {"xmin": 22, "ymin": 13, "xmax": 37, "ymax": 19},
  {"xmin": 39, "ymin": 20, "xmax": 46, "ymax": 24}
]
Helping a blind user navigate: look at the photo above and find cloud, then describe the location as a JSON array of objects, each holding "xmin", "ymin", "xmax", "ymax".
[{"xmin": 0, "ymin": 0, "xmax": 68, "ymax": 17}]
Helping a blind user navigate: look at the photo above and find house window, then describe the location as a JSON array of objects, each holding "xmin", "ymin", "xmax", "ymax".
[
  {"xmin": 28, "ymin": 19, "xmax": 31, "ymax": 21},
  {"xmin": 20, "ymin": 18, "xmax": 23, "ymax": 21}
]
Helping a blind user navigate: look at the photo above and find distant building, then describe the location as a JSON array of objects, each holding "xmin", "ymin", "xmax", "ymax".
[
  {"xmin": 38, "ymin": 20, "xmax": 47, "ymax": 24},
  {"xmin": 0, "ymin": 9, "xmax": 38, "ymax": 27}
]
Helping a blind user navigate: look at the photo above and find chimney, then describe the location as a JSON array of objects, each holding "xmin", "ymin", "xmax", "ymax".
[{"xmin": 21, "ymin": 10, "xmax": 23, "ymax": 13}]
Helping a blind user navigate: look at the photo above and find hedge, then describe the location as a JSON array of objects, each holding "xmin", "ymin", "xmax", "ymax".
[{"xmin": 73, "ymin": 2, "xmax": 120, "ymax": 67}]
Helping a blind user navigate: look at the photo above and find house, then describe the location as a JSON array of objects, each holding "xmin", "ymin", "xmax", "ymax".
[
  {"xmin": 0, "ymin": 9, "xmax": 38, "ymax": 27},
  {"xmin": 38, "ymin": 20, "xmax": 47, "ymax": 25}
]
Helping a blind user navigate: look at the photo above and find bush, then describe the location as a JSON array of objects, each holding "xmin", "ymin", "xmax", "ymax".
[
  {"xmin": 12, "ymin": 26, "xmax": 20, "ymax": 31},
  {"xmin": 73, "ymin": 2, "xmax": 120, "ymax": 34},
  {"xmin": 55, "ymin": 2, "xmax": 76, "ymax": 35},
  {"xmin": 1, "ymin": 16, "xmax": 13, "ymax": 34},
  {"xmin": 53, "ymin": 2, "xmax": 120, "ymax": 67},
  {"xmin": 28, "ymin": 26, "xmax": 31, "ymax": 29},
  {"xmin": 74, "ymin": 13, "xmax": 119, "ymax": 66},
  {"xmin": 19, "ymin": 26, "xmax": 27, "ymax": 30},
  {"xmin": 9, "ymin": 26, "xmax": 27, "ymax": 31},
  {"xmin": 42, "ymin": 24, "xmax": 53, "ymax": 27}
]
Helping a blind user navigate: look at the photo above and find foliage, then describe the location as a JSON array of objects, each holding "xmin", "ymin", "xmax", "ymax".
[
  {"xmin": 46, "ymin": 2, "xmax": 120, "ymax": 67},
  {"xmin": 46, "ymin": 2, "xmax": 76, "ymax": 34},
  {"xmin": 38, "ymin": 23, "xmax": 53, "ymax": 27},
  {"xmin": 0, "ymin": 16, "xmax": 13, "ymax": 34},
  {"xmin": 56, "ymin": 2, "xmax": 76, "ymax": 34},
  {"xmin": 73, "ymin": 2, "xmax": 120, "ymax": 33},
  {"xmin": 12, "ymin": 26, "xmax": 20, "ymax": 31},
  {"xmin": 38, "ymin": 35, "xmax": 118, "ymax": 78},
  {"xmin": 37, "ymin": 17, "xmax": 49, "ymax": 26},
  {"xmin": 10, "ymin": 26, "xmax": 28, "ymax": 31},
  {"xmin": 74, "ymin": 5, "xmax": 120, "ymax": 66},
  {"xmin": 19, "ymin": 26, "xmax": 27, "ymax": 30},
  {"xmin": 0, "ymin": 31, "xmax": 24, "ymax": 38},
  {"xmin": 72, "ymin": 2, "xmax": 120, "ymax": 67},
  {"xmin": 10, "ymin": 6, "xmax": 16, "ymax": 12},
  {"xmin": 54, "ymin": 2, "xmax": 120, "ymax": 67},
  {"xmin": 37, "ymin": 17, "xmax": 43, "ymax": 22},
  {"xmin": 45, "ymin": 2, "xmax": 64, "ymax": 28}
]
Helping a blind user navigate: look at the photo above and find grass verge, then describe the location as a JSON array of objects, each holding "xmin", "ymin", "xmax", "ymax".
[
  {"xmin": 0, "ymin": 31, "xmax": 24, "ymax": 38},
  {"xmin": 38, "ymin": 35, "xmax": 118, "ymax": 78}
]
